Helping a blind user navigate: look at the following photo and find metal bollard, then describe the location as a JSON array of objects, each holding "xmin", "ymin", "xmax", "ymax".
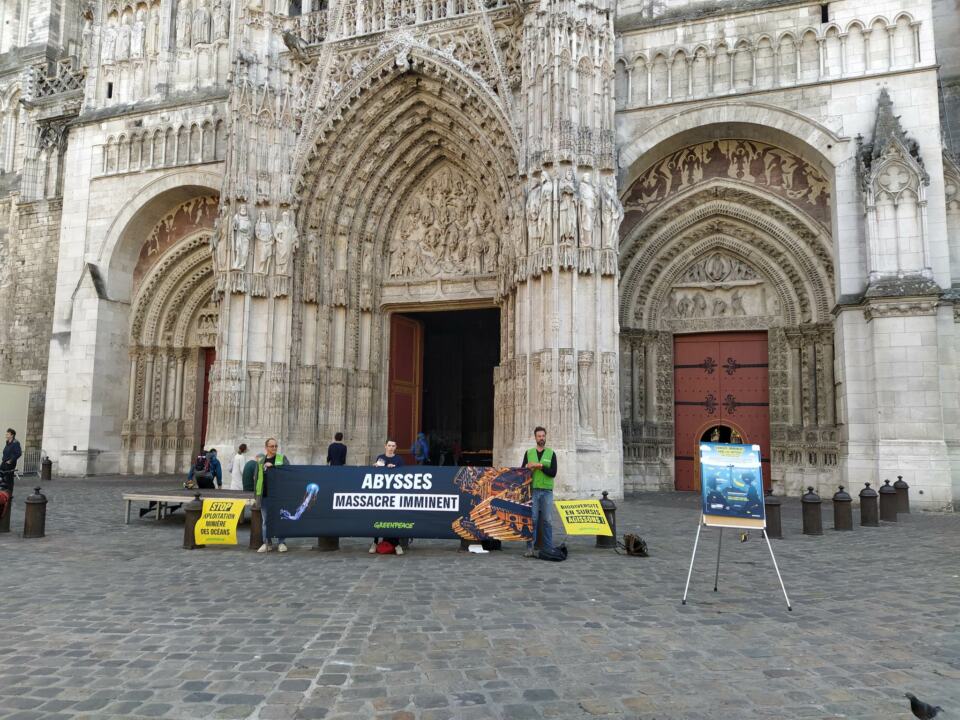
[
  {"xmin": 859, "ymin": 482, "xmax": 879, "ymax": 527},
  {"xmin": 41, "ymin": 458, "xmax": 52, "ymax": 482},
  {"xmin": 22, "ymin": 487, "xmax": 48, "ymax": 539},
  {"xmin": 893, "ymin": 475, "xmax": 910, "ymax": 515},
  {"xmin": 879, "ymin": 479, "xmax": 898, "ymax": 522},
  {"xmin": 182, "ymin": 493, "xmax": 204, "ymax": 549},
  {"xmin": 248, "ymin": 502, "xmax": 263, "ymax": 549},
  {"xmin": 764, "ymin": 496, "xmax": 783, "ymax": 539},
  {"xmin": 316, "ymin": 536, "xmax": 340, "ymax": 552},
  {"xmin": 596, "ymin": 490, "xmax": 617, "ymax": 548},
  {"xmin": 801, "ymin": 487, "xmax": 823, "ymax": 536},
  {"xmin": 832, "ymin": 486, "xmax": 853, "ymax": 531}
]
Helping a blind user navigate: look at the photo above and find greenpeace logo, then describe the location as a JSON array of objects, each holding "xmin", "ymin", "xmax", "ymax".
[{"xmin": 373, "ymin": 521, "xmax": 415, "ymax": 529}]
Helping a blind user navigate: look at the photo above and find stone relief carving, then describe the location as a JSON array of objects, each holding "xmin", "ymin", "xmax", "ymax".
[
  {"xmin": 231, "ymin": 203, "xmax": 252, "ymax": 272},
  {"xmin": 623, "ymin": 140, "xmax": 831, "ymax": 226},
  {"xmin": 388, "ymin": 166, "xmax": 499, "ymax": 279},
  {"xmin": 302, "ymin": 233, "xmax": 320, "ymax": 303}
]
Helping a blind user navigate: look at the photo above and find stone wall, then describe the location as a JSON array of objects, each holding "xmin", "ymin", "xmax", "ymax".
[{"xmin": 0, "ymin": 195, "xmax": 61, "ymax": 451}]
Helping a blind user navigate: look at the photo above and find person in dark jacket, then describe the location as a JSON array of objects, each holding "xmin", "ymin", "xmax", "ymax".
[
  {"xmin": 1, "ymin": 428, "xmax": 21, "ymax": 493},
  {"xmin": 326, "ymin": 432, "xmax": 347, "ymax": 466}
]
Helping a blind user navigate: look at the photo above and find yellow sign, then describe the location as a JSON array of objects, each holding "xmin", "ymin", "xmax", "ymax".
[
  {"xmin": 554, "ymin": 499, "xmax": 613, "ymax": 536},
  {"xmin": 195, "ymin": 499, "xmax": 246, "ymax": 545}
]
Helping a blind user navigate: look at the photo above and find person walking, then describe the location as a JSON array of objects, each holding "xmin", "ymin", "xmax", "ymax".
[
  {"xmin": 1, "ymin": 428, "xmax": 21, "ymax": 492},
  {"xmin": 326, "ymin": 432, "xmax": 347, "ymax": 466},
  {"xmin": 411, "ymin": 432, "xmax": 429, "ymax": 465},
  {"xmin": 256, "ymin": 438, "xmax": 291, "ymax": 553},
  {"xmin": 521, "ymin": 426, "xmax": 557, "ymax": 557},
  {"xmin": 229, "ymin": 443, "xmax": 248, "ymax": 490},
  {"xmin": 369, "ymin": 440, "xmax": 406, "ymax": 555}
]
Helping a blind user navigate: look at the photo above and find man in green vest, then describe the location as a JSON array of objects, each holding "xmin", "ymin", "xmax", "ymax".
[
  {"xmin": 256, "ymin": 438, "xmax": 291, "ymax": 553},
  {"xmin": 521, "ymin": 426, "xmax": 557, "ymax": 557}
]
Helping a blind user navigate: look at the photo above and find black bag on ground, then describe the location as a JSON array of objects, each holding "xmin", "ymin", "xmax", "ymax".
[
  {"xmin": 617, "ymin": 534, "xmax": 649, "ymax": 556},
  {"xmin": 481, "ymin": 538, "xmax": 502, "ymax": 551},
  {"xmin": 537, "ymin": 543, "xmax": 568, "ymax": 561}
]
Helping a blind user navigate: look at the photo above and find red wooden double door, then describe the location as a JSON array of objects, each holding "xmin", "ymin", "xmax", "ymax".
[{"xmin": 674, "ymin": 332, "xmax": 771, "ymax": 492}]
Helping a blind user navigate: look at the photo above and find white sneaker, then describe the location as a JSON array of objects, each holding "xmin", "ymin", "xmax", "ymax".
[
  {"xmin": 395, "ymin": 544, "xmax": 404, "ymax": 556},
  {"xmin": 257, "ymin": 543, "xmax": 271, "ymax": 553},
  {"xmin": 368, "ymin": 542, "xmax": 377, "ymax": 554},
  {"xmin": 277, "ymin": 543, "xmax": 288, "ymax": 553}
]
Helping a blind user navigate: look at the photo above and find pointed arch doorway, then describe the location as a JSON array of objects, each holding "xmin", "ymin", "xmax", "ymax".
[
  {"xmin": 387, "ymin": 307, "xmax": 500, "ymax": 467},
  {"xmin": 674, "ymin": 332, "xmax": 771, "ymax": 492}
]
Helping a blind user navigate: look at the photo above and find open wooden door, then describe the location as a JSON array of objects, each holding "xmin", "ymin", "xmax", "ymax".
[
  {"xmin": 388, "ymin": 314, "xmax": 423, "ymax": 465},
  {"xmin": 199, "ymin": 347, "xmax": 216, "ymax": 450}
]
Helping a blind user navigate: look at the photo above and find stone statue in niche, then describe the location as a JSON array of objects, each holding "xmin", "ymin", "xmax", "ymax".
[
  {"xmin": 101, "ymin": 20, "xmax": 117, "ymax": 63},
  {"xmin": 273, "ymin": 210, "xmax": 299, "ymax": 297},
  {"xmin": 81, "ymin": 16, "xmax": 94, "ymax": 68},
  {"xmin": 254, "ymin": 210, "xmax": 274, "ymax": 273},
  {"xmin": 525, "ymin": 179, "xmax": 542, "ymax": 254},
  {"xmin": 537, "ymin": 171, "xmax": 553, "ymax": 248},
  {"xmin": 577, "ymin": 351, "xmax": 595, "ymax": 432},
  {"xmin": 131, "ymin": 8, "xmax": 146, "ymax": 58},
  {"xmin": 148, "ymin": 5, "xmax": 161, "ymax": 55},
  {"xmin": 557, "ymin": 169, "xmax": 577, "ymax": 269},
  {"xmin": 480, "ymin": 209, "xmax": 499, "ymax": 274},
  {"xmin": 193, "ymin": 0, "xmax": 211, "ymax": 45},
  {"xmin": 303, "ymin": 233, "xmax": 319, "ymax": 303},
  {"xmin": 578, "ymin": 172, "xmax": 597, "ymax": 248},
  {"xmin": 117, "ymin": 13, "xmax": 131, "ymax": 60},
  {"xmin": 578, "ymin": 172, "xmax": 597, "ymax": 272},
  {"xmin": 176, "ymin": 0, "xmax": 192, "ymax": 48},
  {"xmin": 213, "ymin": 0, "xmax": 229, "ymax": 40},
  {"xmin": 230, "ymin": 203, "xmax": 252, "ymax": 272},
  {"xmin": 600, "ymin": 176, "xmax": 622, "ymax": 275}
]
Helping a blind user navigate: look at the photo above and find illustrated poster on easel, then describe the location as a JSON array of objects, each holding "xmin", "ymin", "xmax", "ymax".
[{"xmin": 700, "ymin": 443, "xmax": 765, "ymax": 529}]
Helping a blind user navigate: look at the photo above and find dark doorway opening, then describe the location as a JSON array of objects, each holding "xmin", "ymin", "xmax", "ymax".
[{"xmin": 388, "ymin": 308, "xmax": 500, "ymax": 466}]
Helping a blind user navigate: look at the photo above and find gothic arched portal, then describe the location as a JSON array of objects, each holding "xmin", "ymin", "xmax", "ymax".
[
  {"xmin": 121, "ymin": 195, "xmax": 219, "ymax": 474},
  {"xmin": 619, "ymin": 137, "xmax": 838, "ymax": 495}
]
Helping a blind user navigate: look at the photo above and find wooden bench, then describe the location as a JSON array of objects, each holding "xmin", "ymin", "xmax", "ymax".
[{"xmin": 123, "ymin": 490, "xmax": 256, "ymax": 524}]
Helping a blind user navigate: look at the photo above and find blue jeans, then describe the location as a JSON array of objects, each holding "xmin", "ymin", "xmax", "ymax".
[
  {"xmin": 528, "ymin": 488, "xmax": 554, "ymax": 550},
  {"xmin": 261, "ymin": 497, "xmax": 286, "ymax": 545}
]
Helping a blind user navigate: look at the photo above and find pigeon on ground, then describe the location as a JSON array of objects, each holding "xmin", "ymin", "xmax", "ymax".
[{"xmin": 905, "ymin": 693, "xmax": 943, "ymax": 720}]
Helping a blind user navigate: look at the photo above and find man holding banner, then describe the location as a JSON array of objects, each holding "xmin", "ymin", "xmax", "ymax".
[
  {"xmin": 256, "ymin": 438, "xmax": 291, "ymax": 554},
  {"xmin": 521, "ymin": 426, "xmax": 557, "ymax": 557}
]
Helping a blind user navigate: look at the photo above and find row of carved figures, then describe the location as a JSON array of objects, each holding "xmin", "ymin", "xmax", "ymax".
[
  {"xmin": 212, "ymin": 204, "xmax": 300, "ymax": 297},
  {"xmin": 524, "ymin": 169, "xmax": 622, "ymax": 276}
]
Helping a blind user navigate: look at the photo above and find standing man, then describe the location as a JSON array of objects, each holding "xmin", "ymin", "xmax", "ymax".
[
  {"xmin": 411, "ymin": 432, "xmax": 429, "ymax": 465},
  {"xmin": 256, "ymin": 438, "xmax": 291, "ymax": 553},
  {"xmin": 326, "ymin": 432, "xmax": 347, "ymax": 466},
  {"xmin": 521, "ymin": 426, "xmax": 557, "ymax": 558},
  {"xmin": 1, "ymin": 428, "xmax": 21, "ymax": 492},
  {"xmin": 369, "ymin": 440, "xmax": 406, "ymax": 555}
]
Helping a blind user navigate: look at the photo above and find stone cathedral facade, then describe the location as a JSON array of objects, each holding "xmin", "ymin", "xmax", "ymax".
[{"xmin": 0, "ymin": 0, "xmax": 957, "ymax": 508}]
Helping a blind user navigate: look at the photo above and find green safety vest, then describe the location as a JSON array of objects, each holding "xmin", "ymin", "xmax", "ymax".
[
  {"xmin": 526, "ymin": 447, "xmax": 555, "ymax": 491},
  {"xmin": 256, "ymin": 453, "xmax": 285, "ymax": 496}
]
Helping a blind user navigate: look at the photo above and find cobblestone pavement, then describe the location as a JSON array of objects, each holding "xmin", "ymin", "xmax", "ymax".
[{"xmin": 1, "ymin": 477, "xmax": 958, "ymax": 720}]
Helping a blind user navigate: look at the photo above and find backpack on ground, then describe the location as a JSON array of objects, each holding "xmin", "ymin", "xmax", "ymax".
[
  {"xmin": 481, "ymin": 538, "xmax": 502, "ymax": 551},
  {"xmin": 616, "ymin": 534, "xmax": 649, "ymax": 557},
  {"xmin": 537, "ymin": 543, "xmax": 568, "ymax": 562},
  {"xmin": 194, "ymin": 453, "xmax": 210, "ymax": 473}
]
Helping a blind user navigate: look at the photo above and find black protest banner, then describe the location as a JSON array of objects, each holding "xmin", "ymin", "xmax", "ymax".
[{"xmin": 263, "ymin": 465, "xmax": 533, "ymax": 541}]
